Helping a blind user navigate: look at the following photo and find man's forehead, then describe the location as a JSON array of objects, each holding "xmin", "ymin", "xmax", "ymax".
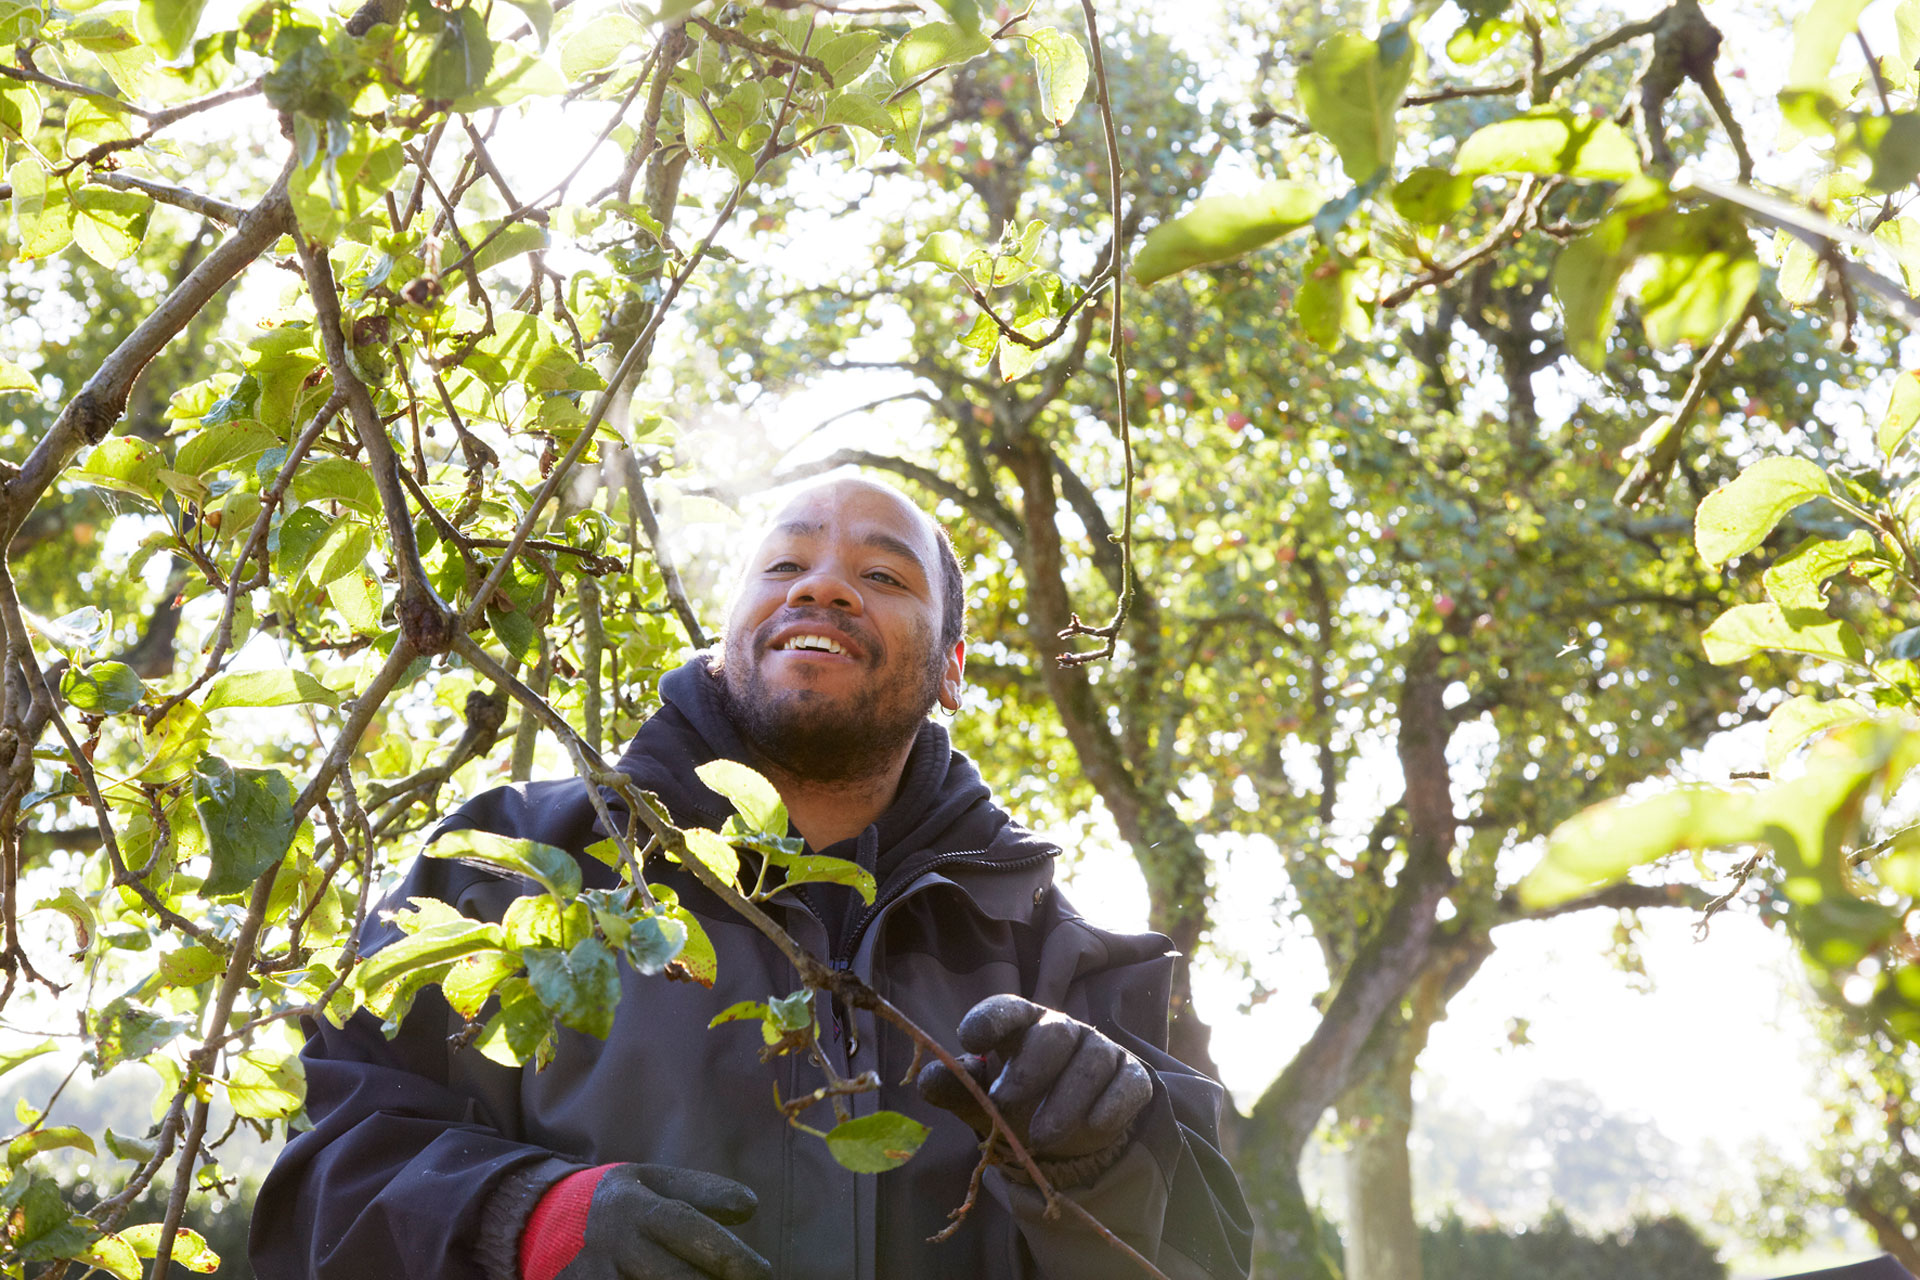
[{"xmin": 755, "ymin": 482, "xmax": 940, "ymax": 561}]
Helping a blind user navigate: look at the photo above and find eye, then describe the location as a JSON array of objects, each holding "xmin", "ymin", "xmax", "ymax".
[
  {"xmin": 766, "ymin": 559, "xmax": 801, "ymax": 573},
  {"xmin": 867, "ymin": 569, "xmax": 904, "ymax": 587}
]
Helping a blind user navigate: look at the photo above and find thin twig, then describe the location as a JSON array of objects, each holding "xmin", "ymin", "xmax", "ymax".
[
  {"xmin": 1056, "ymin": 0, "xmax": 1136, "ymax": 670},
  {"xmin": 87, "ymin": 172, "xmax": 245, "ymax": 226}
]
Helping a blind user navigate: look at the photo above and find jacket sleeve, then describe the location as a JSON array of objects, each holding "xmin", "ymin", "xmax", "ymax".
[
  {"xmin": 994, "ymin": 895, "xmax": 1253, "ymax": 1280},
  {"xmin": 250, "ymin": 783, "xmax": 602, "ymax": 1280}
]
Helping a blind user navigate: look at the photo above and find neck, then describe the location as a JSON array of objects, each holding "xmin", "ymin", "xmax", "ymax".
[{"xmin": 757, "ymin": 735, "xmax": 918, "ymax": 850}]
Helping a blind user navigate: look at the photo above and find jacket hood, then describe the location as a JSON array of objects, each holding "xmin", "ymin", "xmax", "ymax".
[{"xmin": 612, "ymin": 657, "xmax": 1040, "ymax": 883}]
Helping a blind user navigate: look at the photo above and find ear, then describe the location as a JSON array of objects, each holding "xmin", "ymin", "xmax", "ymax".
[{"xmin": 937, "ymin": 640, "xmax": 966, "ymax": 712}]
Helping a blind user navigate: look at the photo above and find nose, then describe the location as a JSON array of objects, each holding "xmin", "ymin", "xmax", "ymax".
[{"xmin": 785, "ymin": 563, "xmax": 862, "ymax": 613}]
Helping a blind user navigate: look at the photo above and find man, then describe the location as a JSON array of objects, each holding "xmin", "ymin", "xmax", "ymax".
[{"xmin": 252, "ymin": 478, "xmax": 1253, "ymax": 1280}]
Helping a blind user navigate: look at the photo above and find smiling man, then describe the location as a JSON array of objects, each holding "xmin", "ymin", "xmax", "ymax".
[{"xmin": 252, "ymin": 478, "xmax": 1252, "ymax": 1280}]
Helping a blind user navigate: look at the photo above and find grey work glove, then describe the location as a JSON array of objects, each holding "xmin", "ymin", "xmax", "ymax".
[
  {"xmin": 915, "ymin": 994, "xmax": 1153, "ymax": 1176},
  {"xmin": 553, "ymin": 1164, "xmax": 771, "ymax": 1280}
]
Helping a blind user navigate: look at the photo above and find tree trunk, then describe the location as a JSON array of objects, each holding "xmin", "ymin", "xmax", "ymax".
[
  {"xmin": 1846, "ymin": 1194, "xmax": 1920, "ymax": 1276},
  {"xmin": 1337, "ymin": 1042, "xmax": 1421, "ymax": 1280}
]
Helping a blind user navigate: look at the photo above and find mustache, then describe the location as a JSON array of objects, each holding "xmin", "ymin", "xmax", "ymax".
[{"xmin": 753, "ymin": 607, "xmax": 880, "ymax": 660}]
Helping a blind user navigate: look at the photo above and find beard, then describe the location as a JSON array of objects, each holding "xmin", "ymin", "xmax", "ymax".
[{"xmin": 719, "ymin": 608, "xmax": 946, "ymax": 784}]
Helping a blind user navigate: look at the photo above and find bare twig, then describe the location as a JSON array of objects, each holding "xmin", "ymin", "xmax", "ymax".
[
  {"xmin": 1055, "ymin": 0, "xmax": 1137, "ymax": 670},
  {"xmin": 88, "ymin": 171, "xmax": 245, "ymax": 226}
]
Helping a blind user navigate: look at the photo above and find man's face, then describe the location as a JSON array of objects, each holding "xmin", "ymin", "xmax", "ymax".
[{"xmin": 719, "ymin": 481, "xmax": 964, "ymax": 782}]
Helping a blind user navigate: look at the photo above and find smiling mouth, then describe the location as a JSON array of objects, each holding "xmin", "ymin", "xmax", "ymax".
[{"xmin": 775, "ymin": 633, "xmax": 849, "ymax": 655}]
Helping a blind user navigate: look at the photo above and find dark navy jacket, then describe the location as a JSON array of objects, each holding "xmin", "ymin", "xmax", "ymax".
[{"xmin": 251, "ymin": 658, "xmax": 1253, "ymax": 1279}]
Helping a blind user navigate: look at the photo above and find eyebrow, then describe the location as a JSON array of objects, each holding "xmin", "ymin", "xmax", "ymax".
[{"xmin": 771, "ymin": 521, "xmax": 929, "ymax": 580}]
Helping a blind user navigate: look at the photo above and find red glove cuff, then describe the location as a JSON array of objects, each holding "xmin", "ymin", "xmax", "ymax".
[{"xmin": 519, "ymin": 1164, "xmax": 617, "ymax": 1280}]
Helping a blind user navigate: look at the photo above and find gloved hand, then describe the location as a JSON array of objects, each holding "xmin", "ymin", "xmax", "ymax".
[
  {"xmin": 523, "ymin": 1163, "xmax": 772, "ymax": 1280},
  {"xmin": 915, "ymin": 994, "xmax": 1152, "ymax": 1174}
]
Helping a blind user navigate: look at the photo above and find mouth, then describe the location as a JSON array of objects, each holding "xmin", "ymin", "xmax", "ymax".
[{"xmin": 763, "ymin": 620, "xmax": 869, "ymax": 663}]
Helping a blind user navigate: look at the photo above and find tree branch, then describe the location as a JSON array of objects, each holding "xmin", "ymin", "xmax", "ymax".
[{"xmin": 3, "ymin": 162, "xmax": 294, "ymax": 543}]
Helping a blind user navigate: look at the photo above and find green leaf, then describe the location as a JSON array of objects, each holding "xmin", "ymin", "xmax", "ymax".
[
  {"xmin": 696, "ymin": 759, "xmax": 786, "ymax": 833},
  {"xmin": 1454, "ymin": 109, "xmax": 1641, "ymax": 181},
  {"xmin": 0, "ymin": 355, "xmax": 33, "ymax": 392},
  {"xmin": 476, "ymin": 976, "xmax": 553, "ymax": 1067},
  {"xmin": 561, "ymin": 12, "xmax": 645, "ymax": 79},
  {"xmin": 442, "ymin": 948, "xmax": 521, "ymax": 1018},
  {"xmin": 103, "ymin": 1128, "xmax": 156, "ymax": 1163},
  {"xmin": 1852, "ymin": 112, "xmax": 1920, "ymax": 192},
  {"xmin": 1297, "ymin": 253, "xmax": 1368, "ymax": 349},
  {"xmin": 1881, "ymin": 370, "xmax": 1920, "ymax": 458},
  {"xmin": 33, "ymin": 887, "xmax": 93, "ymax": 951},
  {"xmin": 224, "ymin": 1050, "xmax": 306, "ymax": 1119},
  {"xmin": 1766, "ymin": 695, "xmax": 1872, "ymax": 772},
  {"xmin": 622, "ymin": 910, "xmax": 688, "ymax": 975},
  {"xmin": 1390, "ymin": 167, "xmax": 1475, "ymax": 225},
  {"xmin": 93, "ymin": 1000, "xmax": 192, "ymax": 1070},
  {"xmin": 274, "ymin": 507, "xmax": 332, "ymax": 581},
  {"xmin": 910, "ymin": 229, "xmax": 970, "ymax": 272},
  {"xmin": 80, "ymin": 435, "xmax": 165, "ymax": 502},
  {"xmin": 77, "ymin": 1231, "xmax": 142, "ymax": 1280},
  {"xmin": 427, "ymin": 828, "xmax": 584, "ymax": 901},
  {"xmin": 1694, "ymin": 456, "xmax": 1831, "ymax": 566},
  {"xmin": 817, "ymin": 31, "xmax": 882, "ymax": 85},
  {"xmin": 1552, "ymin": 213, "xmax": 1635, "ymax": 372},
  {"xmin": 355, "ymin": 916, "xmax": 505, "ymax": 997},
  {"xmin": 1132, "ymin": 180, "xmax": 1322, "ymax": 285},
  {"xmin": 709, "ymin": 999, "xmax": 768, "ymax": 1029},
  {"xmin": 120, "ymin": 1222, "xmax": 220, "ymax": 1271},
  {"xmin": 136, "ymin": 0, "xmax": 208, "ymax": 60},
  {"xmin": 1788, "ymin": 0, "xmax": 1872, "ymax": 89},
  {"xmin": 1763, "ymin": 530, "xmax": 1878, "ymax": 609},
  {"xmin": 1298, "ymin": 30, "xmax": 1414, "ymax": 183},
  {"xmin": 0, "ymin": 80, "xmax": 42, "ymax": 148},
  {"xmin": 10, "ymin": 155, "xmax": 74, "ymax": 260},
  {"xmin": 290, "ymin": 456, "xmax": 380, "ymax": 516},
  {"xmin": 7, "ymin": 1126, "xmax": 93, "ymax": 1167},
  {"xmin": 326, "ymin": 569, "xmax": 384, "ymax": 634},
  {"xmin": 768, "ymin": 988, "xmax": 813, "ymax": 1031},
  {"xmin": 306, "ymin": 517, "xmax": 375, "ymax": 588},
  {"xmin": 770, "ymin": 853, "xmax": 877, "ymax": 904},
  {"xmin": 997, "ymin": 319, "xmax": 1053, "ymax": 382},
  {"xmin": 1025, "ymin": 27, "xmax": 1087, "ymax": 128},
  {"xmin": 822, "ymin": 91, "xmax": 895, "ymax": 138},
  {"xmin": 1700, "ymin": 602, "xmax": 1866, "ymax": 666},
  {"xmin": 888, "ymin": 21, "xmax": 991, "ymax": 83},
  {"xmin": 421, "ymin": 3, "xmax": 494, "ymax": 101},
  {"xmin": 1634, "ymin": 206, "xmax": 1760, "ymax": 349},
  {"xmin": 60, "ymin": 661, "xmax": 145, "ymax": 715},
  {"xmin": 0, "ymin": 1040, "xmax": 55, "ymax": 1082},
  {"xmin": 679, "ymin": 827, "xmax": 741, "ymax": 884},
  {"xmin": 1519, "ymin": 783, "xmax": 1769, "ymax": 908},
  {"xmin": 524, "ymin": 937, "xmax": 620, "ymax": 1039},
  {"xmin": 174, "ymin": 421, "xmax": 279, "ymax": 476},
  {"xmin": 825, "ymin": 1111, "xmax": 930, "ymax": 1173},
  {"xmin": 1445, "ymin": 17, "xmax": 1518, "ymax": 64},
  {"xmin": 70, "ymin": 186, "xmax": 152, "ymax": 267},
  {"xmin": 192, "ymin": 755, "xmax": 298, "ymax": 896},
  {"xmin": 203, "ymin": 668, "xmax": 341, "ymax": 713},
  {"xmin": 156, "ymin": 944, "xmax": 225, "ymax": 989}
]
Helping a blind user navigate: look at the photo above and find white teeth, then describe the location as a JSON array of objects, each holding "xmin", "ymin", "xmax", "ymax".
[{"xmin": 780, "ymin": 634, "xmax": 845, "ymax": 654}]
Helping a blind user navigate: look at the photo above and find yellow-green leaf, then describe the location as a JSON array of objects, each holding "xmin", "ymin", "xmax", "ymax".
[
  {"xmin": 888, "ymin": 21, "xmax": 990, "ymax": 84},
  {"xmin": 1132, "ymin": 180, "xmax": 1321, "ymax": 285},
  {"xmin": 1025, "ymin": 27, "xmax": 1087, "ymax": 128},
  {"xmin": 1454, "ymin": 109, "xmax": 1641, "ymax": 181},
  {"xmin": 1694, "ymin": 456, "xmax": 1831, "ymax": 566}
]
